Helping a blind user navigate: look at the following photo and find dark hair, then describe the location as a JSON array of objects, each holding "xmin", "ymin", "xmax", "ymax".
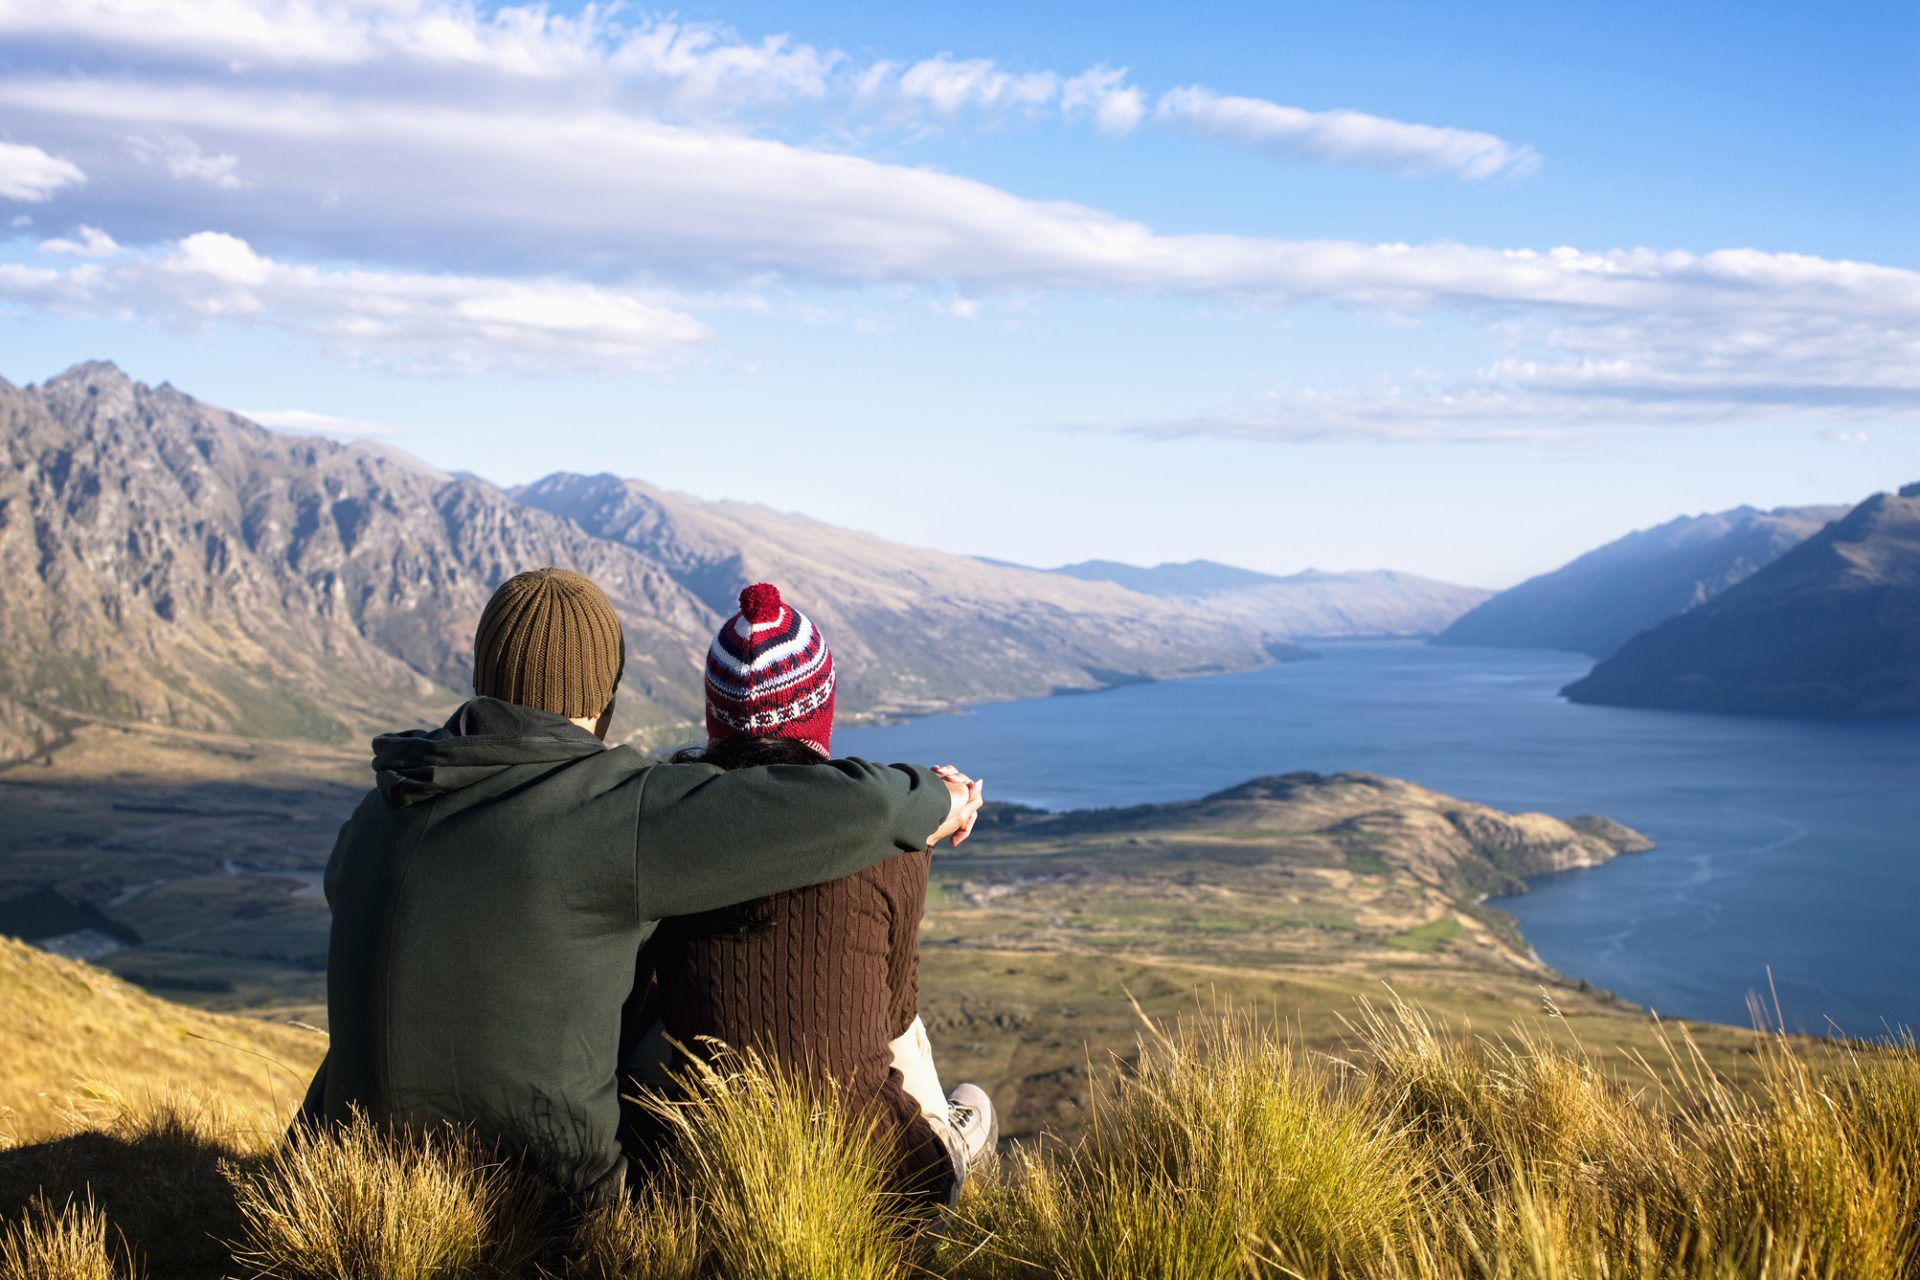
[
  {"xmin": 660, "ymin": 735, "xmax": 825, "ymax": 937},
  {"xmin": 668, "ymin": 736, "xmax": 826, "ymax": 770}
]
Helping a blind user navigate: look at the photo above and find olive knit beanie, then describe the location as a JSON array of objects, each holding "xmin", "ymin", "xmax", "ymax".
[{"xmin": 473, "ymin": 568, "xmax": 626, "ymax": 718}]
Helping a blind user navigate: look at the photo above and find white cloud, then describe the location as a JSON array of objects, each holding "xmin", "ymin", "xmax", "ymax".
[
  {"xmin": 1062, "ymin": 66, "xmax": 1145, "ymax": 136},
  {"xmin": 1155, "ymin": 86, "xmax": 1537, "ymax": 181},
  {"xmin": 889, "ymin": 56, "xmax": 1059, "ymax": 118},
  {"xmin": 242, "ymin": 406, "xmax": 399, "ymax": 437},
  {"xmin": 0, "ymin": 3, "xmax": 1911, "ymax": 430},
  {"xmin": 0, "ymin": 1, "xmax": 1517, "ymax": 175},
  {"xmin": 5, "ymin": 77, "xmax": 1911, "ymax": 325},
  {"xmin": 0, "ymin": 139, "xmax": 86, "ymax": 201},
  {"xmin": 0, "ymin": 230, "xmax": 710, "ymax": 374},
  {"xmin": 849, "ymin": 55, "xmax": 1150, "ymax": 138},
  {"xmin": 38, "ymin": 223, "xmax": 119, "ymax": 255},
  {"xmin": 1088, "ymin": 309, "xmax": 1920, "ymax": 443},
  {"xmin": 125, "ymin": 134, "xmax": 245, "ymax": 189}
]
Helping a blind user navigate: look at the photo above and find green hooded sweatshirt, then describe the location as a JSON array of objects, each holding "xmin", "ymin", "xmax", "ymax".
[{"xmin": 299, "ymin": 697, "xmax": 950, "ymax": 1195}]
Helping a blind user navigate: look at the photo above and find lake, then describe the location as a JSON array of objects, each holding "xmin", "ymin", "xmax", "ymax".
[{"xmin": 839, "ymin": 640, "xmax": 1920, "ymax": 1036}]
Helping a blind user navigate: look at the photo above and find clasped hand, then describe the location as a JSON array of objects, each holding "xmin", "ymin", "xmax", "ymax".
[{"xmin": 930, "ymin": 764, "xmax": 985, "ymax": 848}]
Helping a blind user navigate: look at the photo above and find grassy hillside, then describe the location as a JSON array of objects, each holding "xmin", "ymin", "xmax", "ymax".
[
  {"xmin": 0, "ymin": 936, "xmax": 323, "ymax": 1145},
  {"xmin": 1, "ymin": 998, "xmax": 1912, "ymax": 1279},
  {"xmin": 2, "ymin": 720, "xmax": 1777, "ymax": 1148},
  {"xmin": 6, "ymin": 722, "xmax": 1906, "ymax": 1276}
]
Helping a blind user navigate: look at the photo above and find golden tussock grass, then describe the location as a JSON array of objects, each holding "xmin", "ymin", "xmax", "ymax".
[
  {"xmin": 0, "ymin": 1193, "xmax": 133, "ymax": 1280},
  {"xmin": 1, "ymin": 1000, "xmax": 1915, "ymax": 1280},
  {"xmin": 0, "ymin": 937, "xmax": 324, "ymax": 1148}
]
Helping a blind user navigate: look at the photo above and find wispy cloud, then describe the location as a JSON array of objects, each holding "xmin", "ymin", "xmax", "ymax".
[
  {"xmin": 0, "ymin": 0, "xmax": 1912, "ymax": 430},
  {"xmin": 0, "ymin": 139, "xmax": 85, "ymax": 201},
  {"xmin": 1, "ymin": 230, "xmax": 709, "ymax": 374},
  {"xmin": 5, "ymin": 75, "xmax": 1912, "ymax": 319},
  {"xmin": 241, "ymin": 407, "xmax": 400, "ymax": 437},
  {"xmin": 37, "ymin": 223, "xmax": 119, "ymax": 256},
  {"xmin": 854, "ymin": 57, "xmax": 1145, "ymax": 135},
  {"xmin": 1086, "ymin": 310, "xmax": 1920, "ymax": 444},
  {"xmin": 125, "ymin": 133, "xmax": 246, "ymax": 189},
  {"xmin": 0, "ymin": 1, "xmax": 1510, "ymax": 174},
  {"xmin": 1155, "ymin": 86, "xmax": 1538, "ymax": 181}
]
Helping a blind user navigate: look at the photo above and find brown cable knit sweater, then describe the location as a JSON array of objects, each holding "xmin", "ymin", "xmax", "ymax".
[{"xmin": 638, "ymin": 847, "xmax": 951, "ymax": 1202}]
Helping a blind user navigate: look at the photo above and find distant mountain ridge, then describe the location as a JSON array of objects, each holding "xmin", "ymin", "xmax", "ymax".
[
  {"xmin": 1052, "ymin": 558, "xmax": 1289, "ymax": 597},
  {"xmin": 514, "ymin": 471, "xmax": 1272, "ymax": 718},
  {"xmin": 1563, "ymin": 483, "xmax": 1920, "ymax": 715},
  {"xmin": 0, "ymin": 363, "xmax": 1271, "ymax": 752},
  {"xmin": 1044, "ymin": 558, "xmax": 1488, "ymax": 640},
  {"xmin": 1436, "ymin": 504, "xmax": 1845, "ymax": 659}
]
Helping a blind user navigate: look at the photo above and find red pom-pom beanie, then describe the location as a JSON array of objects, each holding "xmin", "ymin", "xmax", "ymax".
[{"xmin": 703, "ymin": 583, "xmax": 837, "ymax": 755}]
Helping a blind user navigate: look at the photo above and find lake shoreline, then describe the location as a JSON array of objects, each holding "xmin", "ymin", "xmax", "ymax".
[{"xmin": 841, "ymin": 640, "xmax": 1920, "ymax": 1036}]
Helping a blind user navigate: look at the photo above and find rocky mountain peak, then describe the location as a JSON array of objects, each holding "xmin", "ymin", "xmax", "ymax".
[{"xmin": 42, "ymin": 359, "xmax": 132, "ymax": 389}]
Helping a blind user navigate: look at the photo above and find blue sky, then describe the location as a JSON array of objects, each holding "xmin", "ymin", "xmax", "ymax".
[{"xmin": 1, "ymin": 0, "xmax": 1915, "ymax": 586}]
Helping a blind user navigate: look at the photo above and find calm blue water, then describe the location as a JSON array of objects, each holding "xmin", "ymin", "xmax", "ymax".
[{"xmin": 840, "ymin": 641, "xmax": 1920, "ymax": 1036}]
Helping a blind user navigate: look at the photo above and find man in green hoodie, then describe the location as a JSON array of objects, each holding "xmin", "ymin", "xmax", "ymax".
[{"xmin": 298, "ymin": 567, "xmax": 980, "ymax": 1197}]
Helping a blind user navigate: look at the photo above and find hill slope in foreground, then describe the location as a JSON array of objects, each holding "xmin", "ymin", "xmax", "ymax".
[
  {"xmin": 1435, "ymin": 502, "xmax": 1844, "ymax": 659},
  {"xmin": 1566, "ymin": 483, "xmax": 1920, "ymax": 714},
  {"xmin": 0, "ymin": 935, "xmax": 323, "ymax": 1143},
  {"xmin": 9, "ymin": 732, "xmax": 1887, "ymax": 1280},
  {"xmin": 0, "ymin": 720, "xmax": 1771, "ymax": 1152}
]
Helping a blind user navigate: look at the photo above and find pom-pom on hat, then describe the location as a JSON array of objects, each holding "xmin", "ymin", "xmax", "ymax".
[{"xmin": 704, "ymin": 582, "xmax": 836, "ymax": 755}]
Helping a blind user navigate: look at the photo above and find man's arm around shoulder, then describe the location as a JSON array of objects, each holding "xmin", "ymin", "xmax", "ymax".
[{"xmin": 633, "ymin": 756, "xmax": 979, "ymax": 919}]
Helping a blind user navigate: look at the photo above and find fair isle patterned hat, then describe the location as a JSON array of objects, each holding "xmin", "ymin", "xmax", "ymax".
[{"xmin": 704, "ymin": 583, "xmax": 837, "ymax": 755}]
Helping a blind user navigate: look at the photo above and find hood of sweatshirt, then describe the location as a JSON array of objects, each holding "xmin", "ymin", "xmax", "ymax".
[{"xmin": 371, "ymin": 697, "xmax": 609, "ymax": 808}]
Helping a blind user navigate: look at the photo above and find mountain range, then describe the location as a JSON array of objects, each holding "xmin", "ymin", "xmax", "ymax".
[
  {"xmin": 1434, "ymin": 504, "xmax": 1846, "ymax": 659},
  {"xmin": 1563, "ymin": 483, "xmax": 1920, "ymax": 715},
  {"xmin": 1049, "ymin": 558, "xmax": 1490, "ymax": 640},
  {"xmin": 2, "ymin": 363, "xmax": 1478, "ymax": 757}
]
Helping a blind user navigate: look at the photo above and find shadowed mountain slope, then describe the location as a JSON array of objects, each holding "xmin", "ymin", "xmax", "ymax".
[
  {"xmin": 513, "ymin": 472, "xmax": 1272, "ymax": 718},
  {"xmin": 1436, "ymin": 503, "xmax": 1844, "ymax": 659},
  {"xmin": 1563, "ymin": 484, "xmax": 1920, "ymax": 714}
]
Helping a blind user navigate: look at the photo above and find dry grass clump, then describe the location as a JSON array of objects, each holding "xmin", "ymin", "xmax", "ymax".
[
  {"xmin": 0, "ymin": 1088, "xmax": 264, "ymax": 1279},
  {"xmin": 563, "ymin": 1185, "xmax": 702, "ymax": 1280},
  {"xmin": 224, "ymin": 1116, "xmax": 540, "ymax": 1280},
  {"xmin": 950, "ymin": 1012, "xmax": 1415, "ymax": 1279},
  {"xmin": 611, "ymin": 1051, "xmax": 923, "ymax": 1280},
  {"xmin": 946, "ymin": 1000, "xmax": 1920, "ymax": 1280},
  {"xmin": 0, "ymin": 1193, "xmax": 132, "ymax": 1280},
  {"xmin": 6, "ymin": 1002, "xmax": 1917, "ymax": 1280}
]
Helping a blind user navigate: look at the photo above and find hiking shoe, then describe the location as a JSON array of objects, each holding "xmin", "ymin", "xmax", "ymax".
[{"xmin": 944, "ymin": 1082, "xmax": 998, "ymax": 1174}]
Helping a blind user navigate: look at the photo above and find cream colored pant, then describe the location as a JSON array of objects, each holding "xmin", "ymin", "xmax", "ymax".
[{"xmin": 887, "ymin": 1014, "xmax": 948, "ymax": 1122}]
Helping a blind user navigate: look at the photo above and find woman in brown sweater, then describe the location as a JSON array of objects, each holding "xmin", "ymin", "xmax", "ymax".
[{"xmin": 627, "ymin": 584, "xmax": 995, "ymax": 1208}]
